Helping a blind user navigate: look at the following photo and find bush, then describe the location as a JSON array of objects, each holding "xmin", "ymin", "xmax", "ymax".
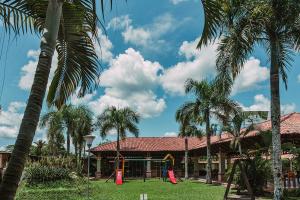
[
  {"xmin": 25, "ymin": 163, "xmax": 71, "ymax": 185},
  {"xmin": 226, "ymin": 155, "xmax": 272, "ymax": 195},
  {"xmin": 283, "ymin": 189, "xmax": 300, "ymax": 199},
  {"xmin": 24, "ymin": 156, "xmax": 83, "ymax": 185}
]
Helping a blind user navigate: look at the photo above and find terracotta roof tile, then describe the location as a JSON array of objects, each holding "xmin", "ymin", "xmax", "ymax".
[{"xmin": 91, "ymin": 112, "xmax": 300, "ymax": 153}]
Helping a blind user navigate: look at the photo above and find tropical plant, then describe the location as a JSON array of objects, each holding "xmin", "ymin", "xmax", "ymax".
[
  {"xmin": 24, "ymin": 156, "xmax": 79, "ymax": 185},
  {"xmin": 40, "ymin": 107, "xmax": 66, "ymax": 156},
  {"xmin": 223, "ymin": 111, "xmax": 268, "ymax": 155},
  {"xmin": 40, "ymin": 105, "xmax": 93, "ymax": 158},
  {"xmin": 0, "ymin": 0, "xmax": 111, "ymax": 198},
  {"xmin": 181, "ymin": 78, "xmax": 240, "ymax": 183},
  {"xmin": 226, "ymin": 154, "xmax": 272, "ymax": 195},
  {"xmin": 176, "ymin": 105, "xmax": 202, "ymax": 179},
  {"xmin": 199, "ymin": 1, "xmax": 300, "ymax": 198},
  {"xmin": 71, "ymin": 105, "xmax": 94, "ymax": 159},
  {"xmin": 96, "ymin": 106, "xmax": 140, "ymax": 170},
  {"xmin": 31, "ymin": 140, "xmax": 46, "ymax": 157}
]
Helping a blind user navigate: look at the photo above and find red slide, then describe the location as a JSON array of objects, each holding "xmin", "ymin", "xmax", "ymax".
[
  {"xmin": 168, "ymin": 170, "xmax": 177, "ymax": 184},
  {"xmin": 116, "ymin": 169, "xmax": 123, "ymax": 185}
]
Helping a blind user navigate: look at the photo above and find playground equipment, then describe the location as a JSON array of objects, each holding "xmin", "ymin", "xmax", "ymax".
[
  {"xmin": 162, "ymin": 154, "xmax": 177, "ymax": 184},
  {"xmin": 106, "ymin": 153, "xmax": 179, "ymax": 185}
]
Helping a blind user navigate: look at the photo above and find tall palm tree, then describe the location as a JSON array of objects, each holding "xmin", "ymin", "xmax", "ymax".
[
  {"xmin": 41, "ymin": 105, "xmax": 72, "ymax": 154},
  {"xmin": 40, "ymin": 104, "xmax": 94, "ymax": 158},
  {"xmin": 223, "ymin": 111, "xmax": 268, "ymax": 155},
  {"xmin": 40, "ymin": 107, "xmax": 66, "ymax": 156},
  {"xmin": 176, "ymin": 107, "xmax": 202, "ymax": 180},
  {"xmin": 96, "ymin": 106, "xmax": 140, "ymax": 170},
  {"xmin": 198, "ymin": 1, "xmax": 300, "ymax": 198},
  {"xmin": 182, "ymin": 79, "xmax": 240, "ymax": 183},
  {"xmin": 71, "ymin": 105, "xmax": 94, "ymax": 160},
  {"xmin": 0, "ymin": 0, "xmax": 110, "ymax": 198}
]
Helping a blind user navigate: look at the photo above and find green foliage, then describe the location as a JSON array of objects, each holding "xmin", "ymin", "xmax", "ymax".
[
  {"xmin": 226, "ymin": 155, "xmax": 272, "ymax": 195},
  {"xmin": 283, "ymin": 189, "xmax": 300, "ymax": 199},
  {"xmin": 24, "ymin": 157, "xmax": 82, "ymax": 185},
  {"xmin": 96, "ymin": 106, "xmax": 140, "ymax": 141}
]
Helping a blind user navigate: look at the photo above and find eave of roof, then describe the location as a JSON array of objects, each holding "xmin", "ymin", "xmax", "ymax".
[{"xmin": 91, "ymin": 112, "xmax": 300, "ymax": 153}]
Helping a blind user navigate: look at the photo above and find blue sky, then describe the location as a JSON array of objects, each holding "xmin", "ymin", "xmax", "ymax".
[{"xmin": 0, "ymin": 0, "xmax": 299, "ymax": 148}]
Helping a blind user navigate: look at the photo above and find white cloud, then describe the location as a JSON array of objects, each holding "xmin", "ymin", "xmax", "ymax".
[
  {"xmin": 241, "ymin": 94, "xmax": 296, "ymax": 114},
  {"xmin": 0, "ymin": 101, "xmax": 25, "ymax": 138},
  {"xmin": 88, "ymin": 48, "xmax": 166, "ymax": 118},
  {"xmin": 164, "ymin": 132, "xmax": 178, "ymax": 137},
  {"xmin": 160, "ymin": 37, "xmax": 269, "ymax": 96},
  {"xmin": 232, "ymin": 58, "xmax": 269, "ymax": 95},
  {"xmin": 94, "ymin": 28, "xmax": 113, "ymax": 63},
  {"xmin": 70, "ymin": 91, "xmax": 96, "ymax": 106},
  {"xmin": 170, "ymin": 0, "xmax": 189, "ymax": 4},
  {"xmin": 160, "ymin": 37, "xmax": 217, "ymax": 95},
  {"xmin": 108, "ymin": 14, "xmax": 188, "ymax": 52},
  {"xmin": 19, "ymin": 49, "xmax": 58, "ymax": 91}
]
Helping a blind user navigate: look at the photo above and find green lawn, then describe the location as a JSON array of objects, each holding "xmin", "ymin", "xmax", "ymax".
[{"xmin": 17, "ymin": 179, "xmax": 226, "ymax": 200}]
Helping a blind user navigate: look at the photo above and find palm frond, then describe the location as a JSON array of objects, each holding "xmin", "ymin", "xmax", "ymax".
[{"xmin": 198, "ymin": 0, "xmax": 224, "ymax": 48}]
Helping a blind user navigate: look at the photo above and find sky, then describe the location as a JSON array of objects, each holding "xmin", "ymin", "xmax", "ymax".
[{"xmin": 0, "ymin": 0, "xmax": 300, "ymax": 148}]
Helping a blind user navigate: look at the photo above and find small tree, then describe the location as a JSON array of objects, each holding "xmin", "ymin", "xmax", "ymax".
[
  {"xmin": 96, "ymin": 106, "xmax": 140, "ymax": 170},
  {"xmin": 176, "ymin": 107, "xmax": 202, "ymax": 179},
  {"xmin": 181, "ymin": 78, "xmax": 240, "ymax": 183}
]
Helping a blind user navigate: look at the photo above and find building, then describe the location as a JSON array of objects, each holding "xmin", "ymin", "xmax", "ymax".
[{"xmin": 91, "ymin": 112, "xmax": 300, "ymax": 181}]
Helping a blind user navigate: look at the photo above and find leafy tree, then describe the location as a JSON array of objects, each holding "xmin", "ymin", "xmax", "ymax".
[
  {"xmin": 199, "ymin": 1, "xmax": 300, "ymax": 198},
  {"xmin": 96, "ymin": 106, "xmax": 140, "ymax": 170},
  {"xmin": 176, "ymin": 105, "xmax": 202, "ymax": 179},
  {"xmin": 180, "ymin": 78, "xmax": 239, "ymax": 183}
]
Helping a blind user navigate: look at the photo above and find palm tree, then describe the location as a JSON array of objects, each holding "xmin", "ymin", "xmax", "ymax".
[
  {"xmin": 40, "ymin": 105, "xmax": 94, "ymax": 158},
  {"xmin": 176, "ymin": 107, "xmax": 202, "ymax": 180},
  {"xmin": 33, "ymin": 140, "xmax": 46, "ymax": 157},
  {"xmin": 70, "ymin": 105, "xmax": 94, "ymax": 160},
  {"xmin": 40, "ymin": 108, "xmax": 66, "ymax": 156},
  {"xmin": 96, "ymin": 106, "xmax": 140, "ymax": 170},
  {"xmin": 198, "ymin": 1, "xmax": 300, "ymax": 197},
  {"xmin": 223, "ymin": 111, "xmax": 268, "ymax": 155},
  {"xmin": 182, "ymin": 79, "xmax": 239, "ymax": 183},
  {"xmin": 0, "ymin": 0, "xmax": 109, "ymax": 198}
]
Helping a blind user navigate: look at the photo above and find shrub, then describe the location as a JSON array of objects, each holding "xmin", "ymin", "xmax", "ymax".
[
  {"xmin": 226, "ymin": 155, "xmax": 272, "ymax": 195},
  {"xmin": 24, "ymin": 156, "xmax": 83, "ymax": 185},
  {"xmin": 25, "ymin": 163, "xmax": 71, "ymax": 185}
]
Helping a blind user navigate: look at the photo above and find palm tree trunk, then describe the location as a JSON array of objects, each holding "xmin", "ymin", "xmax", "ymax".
[
  {"xmin": 238, "ymin": 142, "xmax": 243, "ymax": 156},
  {"xmin": 0, "ymin": 1, "xmax": 63, "ymax": 199},
  {"xmin": 184, "ymin": 136, "xmax": 189, "ymax": 180},
  {"xmin": 270, "ymin": 36, "xmax": 283, "ymax": 200},
  {"xmin": 206, "ymin": 112, "xmax": 212, "ymax": 184},
  {"xmin": 74, "ymin": 142, "xmax": 78, "ymax": 158},
  {"xmin": 83, "ymin": 144, "xmax": 86, "ymax": 158},
  {"xmin": 67, "ymin": 130, "xmax": 71, "ymax": 154},
  {"xmin": 116, "ymin": 129, "xmax": 120, "ymax": 171}
]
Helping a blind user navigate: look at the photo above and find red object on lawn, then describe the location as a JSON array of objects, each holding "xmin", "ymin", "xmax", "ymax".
[
  {"xmin": 116, "ymin": 169, "xmax": 123, "ymax": 185},
  {"xmin": 168, "ymin": 170, "xmax": 177, "ymax": 184}
]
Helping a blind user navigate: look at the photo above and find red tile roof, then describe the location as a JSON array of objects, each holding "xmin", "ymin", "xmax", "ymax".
[{"xmin": 91, "ymin": 112, "xmax": 300, "ymax": 153}]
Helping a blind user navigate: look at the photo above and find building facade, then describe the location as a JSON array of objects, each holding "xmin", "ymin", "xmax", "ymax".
[{"xmin": 91, "ymin": 112, "xmax": 300, "ymax": 182}]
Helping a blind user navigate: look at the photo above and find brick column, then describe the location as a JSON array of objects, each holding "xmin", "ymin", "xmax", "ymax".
[
  {"xmin": 146, "ymin": 157, "xmax": 152, "ymax": 178},
  {"xmin": 218, "ymin": 150, "xmax": 226, "ymax": 182},
  {"xmin": 95, "ymin": 156, "xmax": 102, "ymax": 179}
]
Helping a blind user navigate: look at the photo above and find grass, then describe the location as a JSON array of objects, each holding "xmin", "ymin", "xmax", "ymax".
[{"xmin": 17, "ymin": 179, "xmax": 226, "ymax": 200}]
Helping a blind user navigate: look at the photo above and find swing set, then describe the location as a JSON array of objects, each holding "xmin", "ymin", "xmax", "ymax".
[{"xmin": 105, "ymin": 153, "xmax": 179, "ymax": 185}]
